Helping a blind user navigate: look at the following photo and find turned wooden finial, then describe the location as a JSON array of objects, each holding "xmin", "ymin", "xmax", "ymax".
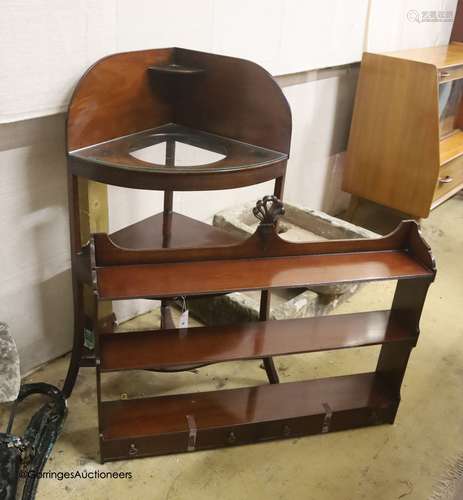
[{"xmin": 253, "ymin": 196, "xmax": 285, "ymax": 225}]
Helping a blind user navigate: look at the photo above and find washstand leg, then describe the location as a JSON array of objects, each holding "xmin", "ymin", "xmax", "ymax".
[
  {"xmin": 160, "ymin": 139, "xmax": 175, "ymax": 330},
  {"xmin": 160, "ymin": 300, "xmax": 176, "ymax": 329},
  {"xmin": 260, "ymin": 290, "xmax": 279, "ymax": 384},
  {"xmin": 345, "ymin": 195, "xmax": 361, "ymax": 222},
  {"xmin": 62, "ymin": 281, "xmax": 85, "ymax": 398}
]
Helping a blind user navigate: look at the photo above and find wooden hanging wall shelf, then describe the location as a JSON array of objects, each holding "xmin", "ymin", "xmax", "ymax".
[
  {"xmin": 63, "ymin": 47, "xmax": 435, "ymax": 462},
  {"xmin": 84, "ymin": 196, "xmax": 434, "ymax": 462}
]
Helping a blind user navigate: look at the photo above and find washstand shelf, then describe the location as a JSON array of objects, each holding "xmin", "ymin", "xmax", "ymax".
[{"xmin": 69, "ymin": 123, "xmax": 287, "ymax": 189}]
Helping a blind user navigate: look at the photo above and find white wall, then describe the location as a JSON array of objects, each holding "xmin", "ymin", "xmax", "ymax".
[
  {"xmin": 0, "ymin": 1, "xmax": 456, "ymax": 373},
  {"xmin": 0, "ymin": 115, "xmax": 72, "ymax": 371},
  {"xmin": 367, "ymin": 0, "xmax": 458, "ymax": 52},
  {"xmin": 1, "ymin": 0, "xmax": 369, "ymax": 122}
]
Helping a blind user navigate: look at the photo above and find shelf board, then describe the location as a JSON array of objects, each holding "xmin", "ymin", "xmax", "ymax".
[
  {"xmin": 440, "ymin": 129, "xmax": 463, "ymax": 165},
  {"xmin": 96, "ymin": 250, "xmax": 433, "ymax": 300},
  {"xmin": 99, "ymin": 310, "xmax": 414, "ymax": 371},
  {"xmin": 70, "ymin": 123, "xmax": 287, "ymax": 174},
  {"xmin": 100, "ymin": 372, "xmax": 396, "ymax": 460},
  {"xmin": 385, "ymin": 43, "xmax": 463, "ymax": 68},
  {"xmin": 148, "ymin": 64, "xmax": 205, "ymax": 75},
  {"xmin": 110, "ymin": 212, "xmax": 239, "ymax": 250},
  {"xmin": 431, "ymin": 183, "xmax": 463, "ymax": 209}
]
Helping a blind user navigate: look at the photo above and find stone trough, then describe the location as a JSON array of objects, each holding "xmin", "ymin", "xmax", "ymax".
[
  {"xmin": 188, "ymin": 201, "xmax": 378, "ymax": 325},
  {"xmin": 0, "ymin": 322, "xmax": 20, "ymax": 403}
]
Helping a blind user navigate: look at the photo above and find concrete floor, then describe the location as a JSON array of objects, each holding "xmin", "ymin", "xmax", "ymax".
[{"xmin": 1, "ymin": 197, "xmax": 463, "ymax": 499}]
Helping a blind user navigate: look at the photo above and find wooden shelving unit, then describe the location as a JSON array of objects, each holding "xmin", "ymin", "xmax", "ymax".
[{"xmin": 77, "ymin": 196, "xmax": 435, "ymax": 462}]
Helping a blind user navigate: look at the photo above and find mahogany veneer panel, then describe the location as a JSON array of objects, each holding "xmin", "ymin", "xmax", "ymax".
[
  {"xmin": 67, "ymin": 48, "xmax": 174, "ymax": 151},
  {"xmin": 344, "ymin": 44, "xmax": 463, "ymax": 217},
  {"xmin": 451, "ymin": 0, "xmax": 463, "ymax": 43},
  {"xmin": 110, "ymin": 212, "xmax": 239, "ymax": 249},
  {"xmin": 99, "ymin": 310, "xmax": 415, "ymax": 371},
  {"xmin": 343, "ymin": 52, "xmax": 440, "ymax": 218},
  {"xmin": 100, "ymin": 373, "xmax": 396, "ymax": 460},
  {"xmin": 96, "ymin": 250, "xmax": 433, "ymax": 300}
]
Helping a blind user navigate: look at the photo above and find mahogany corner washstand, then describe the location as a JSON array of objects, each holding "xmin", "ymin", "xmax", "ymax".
[{"xmin": 63, "ymin": 47, "xmax": 292, "ymax": 397}]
